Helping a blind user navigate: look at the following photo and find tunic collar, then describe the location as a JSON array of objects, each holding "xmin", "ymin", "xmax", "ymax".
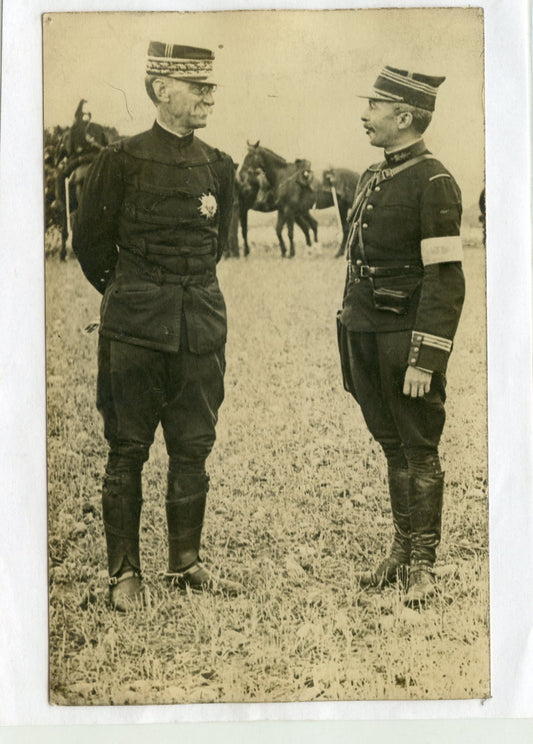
[
  {"xmin": 153, "ymin": 120, "xmax": 194, "ymax": 146},
  {"xmin": 384, "ymin": 138, "xmax": 427, "ymax": 165}
]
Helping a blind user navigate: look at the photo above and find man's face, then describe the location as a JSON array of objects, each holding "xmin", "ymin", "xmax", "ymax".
[
  {"xmin": 361, "ymin": 100, "xmax": 402, "ymax": 148},
  {"xmin": 162, "ymin": 78, "xmax": 215, "ymax": 131}
]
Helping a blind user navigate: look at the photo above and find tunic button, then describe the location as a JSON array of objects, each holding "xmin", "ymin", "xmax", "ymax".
[
  {"xmin": 362, "ymin": 223, "xmax": 368, "ymax": 229},
  {"xmin": 413, "ymin": 347, "xmax": 419, "ymax": 352},
  {"xmin": 366, "ymin": 204, "xmax": 373, "ymax": 210},
  {"xmin": 410, "ymin": 358, "xmax": 417, "ymax": 364},
  {"xmin": 375, "ymin": 186, "xmax": 381, "ymax": 192}
]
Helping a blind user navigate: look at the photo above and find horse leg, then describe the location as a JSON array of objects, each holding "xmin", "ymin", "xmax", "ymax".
[
  {"xmin": 276, "ymin": 211, "xmax": 287, "ymax": 257},
  {"xmin": 228, "ymin": 200, "xmax": 240, "ymax": 257},
  {"xmin": 295, "ymin": 214, "xmax": 311, "ymax": 246},
  {"xmin": 335, "ymin": 201, "xmax": 348, "ymax": 258},
  {"xmin": 239, "ymin": 203, "xmax": 250, "ymax": 257},
  {"xmin": 59, "ymin": 203, "xmax": 69, "ymax": 261},
  {"xmin": 305, "ymin": 211, "xmax": 318, "ymax": 243},
  {"xmin": 287, "ymin": 214, "xmax": 295, "ymax": 258},
  {"xmin": 59, "ymin": 201, "xmax": 68, "ymax": 261},
  {"xmin": 60, "ymin": 233, "xmax": 67, "ymax": 262}
]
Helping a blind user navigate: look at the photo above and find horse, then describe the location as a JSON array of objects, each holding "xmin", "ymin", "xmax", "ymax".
[
  {"xmin": 240, "ymin": 142, "xmax": 359, "ymax": 258},
  {"xmin": 238, "ymin": 142, "xmax": 319, "ymax": 257},
  {"xmin": 52, "ymin": 100, "xmax": 109, "ymax": 260},
  {"xmin": 224, "ymin": 163, "xmax": 241, "ymax": 258},
  {"xmin": 319, "ymin": 168, "xmax": 360, "ymax": 257},
  {"xmin": 254, "ymin": 167, "xmax": 318, "ymax": 256},
  {"xmin": 53, "ymin": 151, "xmax": 97, "ymax": 261}
]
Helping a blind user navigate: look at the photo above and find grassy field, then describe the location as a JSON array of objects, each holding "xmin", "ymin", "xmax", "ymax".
[{"xmin": 46, "ymin": 214, "xmax": 489, "ymax": 705}]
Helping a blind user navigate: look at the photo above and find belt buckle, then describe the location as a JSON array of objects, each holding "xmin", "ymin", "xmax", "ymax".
[{"xmin": 359, "ymin": 265, "xmax": 372, "ymax": 278}]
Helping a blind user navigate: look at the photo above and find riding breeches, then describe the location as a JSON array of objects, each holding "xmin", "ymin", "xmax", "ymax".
[
  {"xmin": 338, "ymin": 326, "xmax": 446, "ymax": 473},
  {"xmin": 96, "ymin": 333, "xmax": 225, "ymax": 477}
]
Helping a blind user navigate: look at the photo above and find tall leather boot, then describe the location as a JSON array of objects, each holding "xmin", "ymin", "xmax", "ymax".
[
  {"xmin": 166, "ymin": 472, "xmax": 208, "ymax": 573},
  {"xmin": 102, "ymin": 470, "xmax": 144, "ymax": 612},
  {"xmin": 356, "ymin": 467, "xmax": 411, "ymax": 588},
  {"xmin": 164, "ymin": 472, "xmax": 242, "ymax": 596},
  {"xmin": 404, "ymin": 470, "xmax": 444, "ymax": 608}
]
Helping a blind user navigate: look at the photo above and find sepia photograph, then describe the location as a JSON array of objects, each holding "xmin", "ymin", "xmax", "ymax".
[
  {"xmin": 40, "ymin": 7, "xmax": 491, "ymax": 706},
  {"xmin": 2, "ymin": 0, "xmax": 533, "ymax": 733}
]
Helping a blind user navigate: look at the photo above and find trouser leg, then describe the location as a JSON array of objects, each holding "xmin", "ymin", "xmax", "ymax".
[
  {"xmin": 339, "ymin": 327, "xmax": 447, "ymax": 591},
  {"xmin": 374, "ymin": 331, "xmax": 446, "ymax": 575},
  {"xmin": 96, "ymin": 337, "xmax": 164, "ymax": 577},
  {"xmin": 339, "ymin": 328, "xmax": 408, "ymax": 585},
  {"xmin": 159, "ymin": 340, "xmax": 242, "ymax": 594},
  {"xmin": 160, "ymin": 339, "xmax": 225, "ymax": 571}
]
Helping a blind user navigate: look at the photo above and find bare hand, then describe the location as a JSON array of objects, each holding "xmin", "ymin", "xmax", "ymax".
[{"xmin": 403, "ymin": 366, "xmax": 432, "ymax": 398}]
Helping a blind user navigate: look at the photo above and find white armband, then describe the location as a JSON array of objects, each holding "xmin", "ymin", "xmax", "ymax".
[{"xmin": 421, "ymin": 236, "xmax": 463, "ymax": 266}]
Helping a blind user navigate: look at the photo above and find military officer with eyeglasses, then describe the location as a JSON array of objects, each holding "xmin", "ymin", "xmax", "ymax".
[{"xmin": 74, "ymin": 41, "xmax": 240, "ymax": 611}]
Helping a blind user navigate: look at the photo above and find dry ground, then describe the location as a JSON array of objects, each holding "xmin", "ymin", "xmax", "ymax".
[{"xmin": 46, "ymin": 213, "xmax": 489, "ymax": 705}]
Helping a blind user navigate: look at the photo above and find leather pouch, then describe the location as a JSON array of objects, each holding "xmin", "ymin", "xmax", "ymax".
[{"xmin": 372, "ymin": 286, "xmax": 411, "ymax": 315}]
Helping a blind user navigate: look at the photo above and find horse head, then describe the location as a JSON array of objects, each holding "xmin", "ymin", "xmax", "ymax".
[
  {"xmin": 252, "ymin": 168, "xmax": 278, "ymax": 212},
  {"xmin": 241, "ymin": 142, "xmax": 264, "ymax": 175},
  {"xmin": 241, "ymin": 142, "xmax": 288, "ymax": 184},
  {"xmin": 239, "ymin": 143, "xmax": 267, "ymax": 199},
  {"xmin": 255, "ymin": 168, "xmax": 269, "ymax": 188}
]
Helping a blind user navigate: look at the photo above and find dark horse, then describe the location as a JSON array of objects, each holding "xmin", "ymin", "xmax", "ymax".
[
  {"xmin": 239, "ymin": 142, "xmax": 359, "ymax": 258},
  {"xmin": 254, "ymin": 165, "xmax": 318, "ymax": 257},
  {"xmin": 320, "ymin": 167, "xmax": 360, "ymax": 257},
  {"xmin": 238, "ymin": 142, "xmax": 320, "ymax": 258},
  {"xmin": 53, "ymin": 99, "xmax": 108, "ymax": 260}
]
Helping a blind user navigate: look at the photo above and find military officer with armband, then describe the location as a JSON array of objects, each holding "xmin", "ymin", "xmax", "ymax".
[
  {"xmin": 337, "ymin": 66, "xmax": 465, "ymax": 607},
  {"xmin": 73, "ymin": 41, "xmax": 240, "ymax": 611}
]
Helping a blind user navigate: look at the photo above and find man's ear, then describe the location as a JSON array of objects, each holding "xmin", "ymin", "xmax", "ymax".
[
  {"xmin": 152, "ymin": 78, "xmax": 170, "ymax": 103},
  {"xmin": 397, "ymin": 110, "xmax": 413, "ymax": 130}
]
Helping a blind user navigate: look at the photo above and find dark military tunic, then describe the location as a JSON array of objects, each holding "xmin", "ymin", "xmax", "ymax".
[
  {"xmin": 74, "ymin": 121, "xmax": 235, "ymax": 354},
  {"xmin": 340, "ymin": 139, "xmax": 464, "ymax": 373},
  {"xmin": 338, "ymin": 139, "xmax": 465, "ymax": 468},
  {"xmin": 73, "ymin": 122, "xmax": 235, "ymax": 474}
]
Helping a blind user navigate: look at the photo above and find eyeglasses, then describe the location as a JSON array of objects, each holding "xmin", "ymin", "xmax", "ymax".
[{"xmin": 187, "ymin": 82, "xmax": 217, "ymax": 97}]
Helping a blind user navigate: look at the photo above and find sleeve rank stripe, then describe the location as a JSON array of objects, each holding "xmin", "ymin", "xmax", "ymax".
[{"xmin": 412, "ymin": 332, "xmax": 453, "ymax": 351}]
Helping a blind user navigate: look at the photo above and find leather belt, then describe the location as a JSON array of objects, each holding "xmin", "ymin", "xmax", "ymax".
[
  {"xmin": 119, "ymin": 247, "xmax": 215, "ymax": 285},
  {"xmin": 357, "ymin": 264, "xmax": 423, "ymax": 278},
  {"xmin": 154, "ymin": 268, "xmax": 213, "ymax": 286}
]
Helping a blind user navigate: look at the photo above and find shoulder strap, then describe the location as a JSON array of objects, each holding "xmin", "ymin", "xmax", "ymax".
[{"xmin": 378, "ymin": 154, "xmax": 436, "ymax": 181}]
